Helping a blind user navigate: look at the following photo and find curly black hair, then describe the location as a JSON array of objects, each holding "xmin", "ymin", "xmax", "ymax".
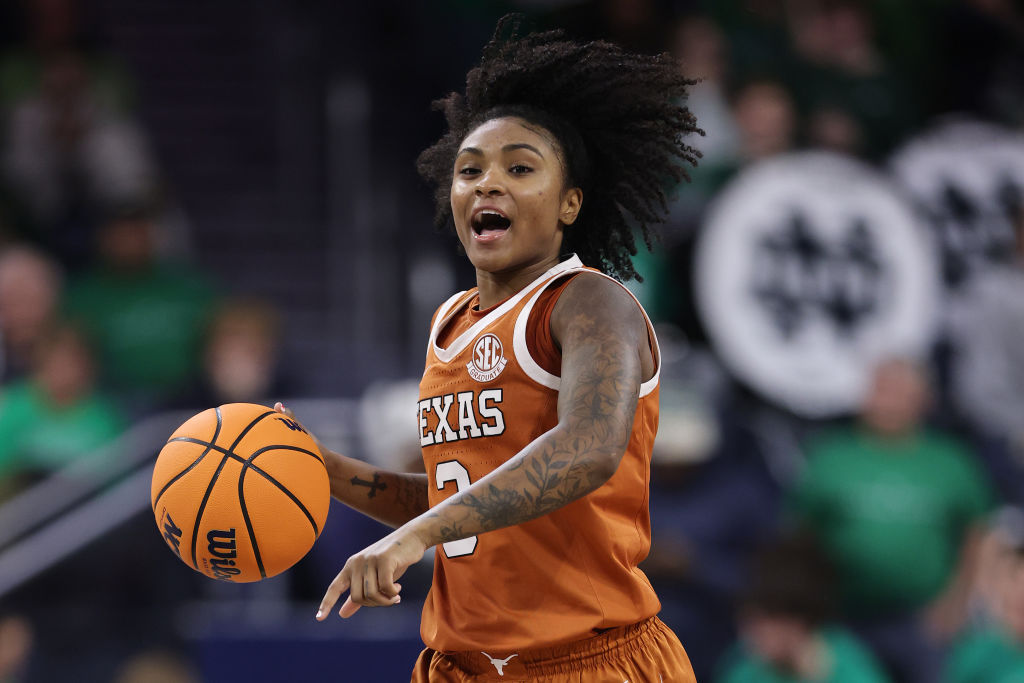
[{"xmin": 416, "ymin": 15, "xmax": 702, "ymax": 281}]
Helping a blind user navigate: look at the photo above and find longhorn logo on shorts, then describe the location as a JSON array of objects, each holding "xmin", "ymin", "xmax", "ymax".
[
  {"xmin": 481, "ymin": 652, "xmax": 517, "ymax": 676},
  {"xmin": 468, "ymin": 333, "xmax": 507, "ymax": 382}
]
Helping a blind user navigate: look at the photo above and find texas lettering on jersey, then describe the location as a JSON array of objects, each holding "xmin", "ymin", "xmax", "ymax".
[{"xmin": 418, "ymin": 388, "xmax": 505, "ymax": 447}]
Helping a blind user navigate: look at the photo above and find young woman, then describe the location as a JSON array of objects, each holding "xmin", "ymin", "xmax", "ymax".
[{"xmin": 278, "ymin": 17, "xmax": 702, "ymax": 681}]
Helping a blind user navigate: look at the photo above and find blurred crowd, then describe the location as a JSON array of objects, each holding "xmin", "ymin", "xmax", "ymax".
[
  {"xmin": 594, "ymin": 1, "xmax": 1024, "ymax": 683},
  {"xmin": 0, "ymin": 0, "xmax": 1022, "ymax": 681}
]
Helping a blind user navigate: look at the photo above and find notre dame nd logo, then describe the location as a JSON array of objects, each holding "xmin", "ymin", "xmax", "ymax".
[{"xmin": 468, "ymin": 333, "xmax": 507, "ymax": 382}]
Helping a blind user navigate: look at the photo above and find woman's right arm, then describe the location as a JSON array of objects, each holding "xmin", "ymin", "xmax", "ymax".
[
  {"xmin": 275, "ymin": 403, "xmax": 428, "ymax": 528},
  {"xmin": 321, "ymin": 448, "xmax": 429, "ymax": 528}
]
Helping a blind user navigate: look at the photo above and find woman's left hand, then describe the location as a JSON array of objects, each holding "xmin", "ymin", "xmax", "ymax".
[{"xmin": 315, "ymin": 526, "xmax": 429, "ymax": 620}]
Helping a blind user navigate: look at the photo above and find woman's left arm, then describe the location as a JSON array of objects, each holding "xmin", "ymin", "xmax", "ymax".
[{"xmin": 316, "ymin": 274, "xmax": 651, "ymax": 619}]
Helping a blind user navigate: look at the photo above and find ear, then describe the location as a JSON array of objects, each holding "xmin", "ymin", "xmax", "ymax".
[{"xmin": 560, "ymin": 187, "xmax": 583, "ymax": 226}]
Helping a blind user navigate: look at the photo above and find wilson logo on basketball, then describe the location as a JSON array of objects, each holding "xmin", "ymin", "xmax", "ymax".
[
  {"xmin": 276, "ymin": 417, "xmax": 306, "ymax": 433},
  {"xmin": 160, "ymin": 510, "xmax": 183, "ymax": 558},
  {"xmin": 468, "ymin": 333, "xmax": 507, "ymax": 382},
  {"xmin": 206, "ymin": 528, "xmax": 241, "ymax": 581}
]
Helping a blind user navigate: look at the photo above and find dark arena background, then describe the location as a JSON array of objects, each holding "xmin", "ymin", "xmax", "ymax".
[{"xmin": 0, "ymin": 1, "xmax": 1022, "ymax": 681}]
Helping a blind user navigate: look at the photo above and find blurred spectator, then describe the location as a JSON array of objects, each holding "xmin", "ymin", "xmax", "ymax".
[
  {"xmin": 174, "ymin": 298, "xmax": 286, "ymax": 409},
  {"xmin": 806, "ymin": 105, "xmax": 863, "ymax": 156},
  {"xmin": 699, "ymin": 0, "xmax": 791, "ymax": 84},
  {"xmin": 65, "ymin": 203, "xmax": 217, "ymax": 411},
  {"xmin": 0, "ymin": 0, "xmax": 142, "ymax": 252},
  {"xmin": 944, "ymin": 507, "xmax": 1024, "ymax": 682},
  {"xmin": 731, "ymin": 78, "xmax": 798, "ymax": 163},
  {"xmin": 0, "ymin": 0, "xmax": 134, "ymax": 112},
  {"xmin": 0, "ymin": 322, "xmax": 123, "ymax": 499},
  {"xmin": 716, "ymin": 533, "xmax": 890, "ymax": 683},
  {"xmin": 951, "ymin": 207, "xmax": 1024, "ymax": 450},
  {"xmin": 1, "ymin": 48, "xmax": 157, "ymax": 269},
  {"xmin": 0, "ymin": 614, "xmax": 32, "ymax": 683},
  {"xmin": 0, "ymin": 245, "xmax": 61, "ymax": 382},
  {"xmin": 113, "ymin": 649, "xmax": 199, "ymax": 683},
  {"xmin": 790, "ymin": 358, "xmax": 995, "ymax": 683},
  {"xmin": 784, "ymin": 0, "xmax": 918, "ymax": 159}
]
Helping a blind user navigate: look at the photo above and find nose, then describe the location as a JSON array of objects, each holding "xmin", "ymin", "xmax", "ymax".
[{"xmin": 474, "ymin": 168, "xmax": 506, "ymax": 196}]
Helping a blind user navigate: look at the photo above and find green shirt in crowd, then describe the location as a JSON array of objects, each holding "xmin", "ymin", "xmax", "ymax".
[
  {"xmin": 945, "ymin": 626, "xmax": 1024, "ymax": 683},
  {"xmin": 717, "ymin": 628, "xmax": 891, "ymax": 683},
  {"xmin": 65, "ymin": 265, "xmax": 216, "ymax": 398},
  {"xmin": 0, "ymin": 381, "xmax": 124, "ymax": 477},
  {"xmin": 790, "ymin": 428, "xmax": 994, "ymax": 614}
]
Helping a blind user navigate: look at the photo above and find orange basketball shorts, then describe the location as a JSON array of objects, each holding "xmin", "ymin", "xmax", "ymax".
[{"xmin": 410, "ymin": 616, "xmax": 696, "ymax": 682}]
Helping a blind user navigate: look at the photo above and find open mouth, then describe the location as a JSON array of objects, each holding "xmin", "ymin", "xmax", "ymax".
[{"xmin": 471, "ymin": 210, "xmax": 512, "ymax": 238}]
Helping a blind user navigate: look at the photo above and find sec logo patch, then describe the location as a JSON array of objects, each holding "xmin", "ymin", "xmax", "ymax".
[{"xmin": 468, "ymin": 333, "xmax": 507, "ymax": 382}]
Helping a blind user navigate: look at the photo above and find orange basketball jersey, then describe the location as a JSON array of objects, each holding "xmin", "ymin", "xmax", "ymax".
[{"xmin": 417, "ymin": 255, "xmax": 662, "ymax": 652}]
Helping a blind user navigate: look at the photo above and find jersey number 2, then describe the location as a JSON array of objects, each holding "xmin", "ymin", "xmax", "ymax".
[{"xmin": 435, "ymin": 461, "xmax": 478, "ymax": 558}]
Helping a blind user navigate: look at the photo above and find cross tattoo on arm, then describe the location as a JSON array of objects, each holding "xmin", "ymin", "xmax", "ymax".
[{"xmin": 350, "ymin": 473, "xmax": 388, "ymax": 498}]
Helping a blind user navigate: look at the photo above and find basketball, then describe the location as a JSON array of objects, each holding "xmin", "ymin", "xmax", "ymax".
[{"xmin": 151, "ymin": 403, "xmax": 330, "ymax": 582}]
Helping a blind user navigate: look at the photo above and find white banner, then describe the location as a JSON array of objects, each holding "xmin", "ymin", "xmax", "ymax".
[
  {"xmin": 695, "ymin": 152, "xmax": 940, "ymax": 417},
  {"xmin": 889, "ymin": 120, "xmax": 1024, "ymax": 290}
]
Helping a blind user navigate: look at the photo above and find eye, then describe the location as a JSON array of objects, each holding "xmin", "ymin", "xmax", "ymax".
[
  {"xmin": 510, "ymin": 164, "xmax": 533, "ymax": 174},
  {"xmin": 458, "ymin": 166, "xmax": 481, "ymax": 176}
]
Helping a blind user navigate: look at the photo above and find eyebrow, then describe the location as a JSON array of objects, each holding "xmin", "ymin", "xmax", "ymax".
[{"xmin": 456, "ymin": 143, "xmax": 545, "ymax": 158}]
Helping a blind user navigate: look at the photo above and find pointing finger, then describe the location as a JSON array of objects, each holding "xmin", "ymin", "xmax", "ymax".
[{"xmin": 316, "ymin": 570, "xmax": 350, "ymax": 621}]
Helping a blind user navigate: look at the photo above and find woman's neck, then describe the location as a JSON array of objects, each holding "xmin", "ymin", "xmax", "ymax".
[{"xmin": 475, "ymin": 256, "xmax": 561, "ymax": 309}]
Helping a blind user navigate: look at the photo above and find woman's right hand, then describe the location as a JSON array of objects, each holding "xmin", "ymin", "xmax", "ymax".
[{"xmin": 274, "ymin": 401, "xmax": 329, "ymax": 460}]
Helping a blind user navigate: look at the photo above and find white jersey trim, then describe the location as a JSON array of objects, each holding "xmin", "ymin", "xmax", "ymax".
[
  {"xmin": 512, "ymin": 270, "xmax": 662, "ymax": 398},
  {"xmin": 429, "ymin": 255, "xmax": 584, "ymax": 364},
  {"xmin": 426, "ymin": 290, "xmax": 469, "ymax": 362}
]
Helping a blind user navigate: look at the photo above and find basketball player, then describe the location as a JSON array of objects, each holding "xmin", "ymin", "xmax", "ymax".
[{"xmin": 277, "ymin": 16, "xmax": 701, "ymax": 681}]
